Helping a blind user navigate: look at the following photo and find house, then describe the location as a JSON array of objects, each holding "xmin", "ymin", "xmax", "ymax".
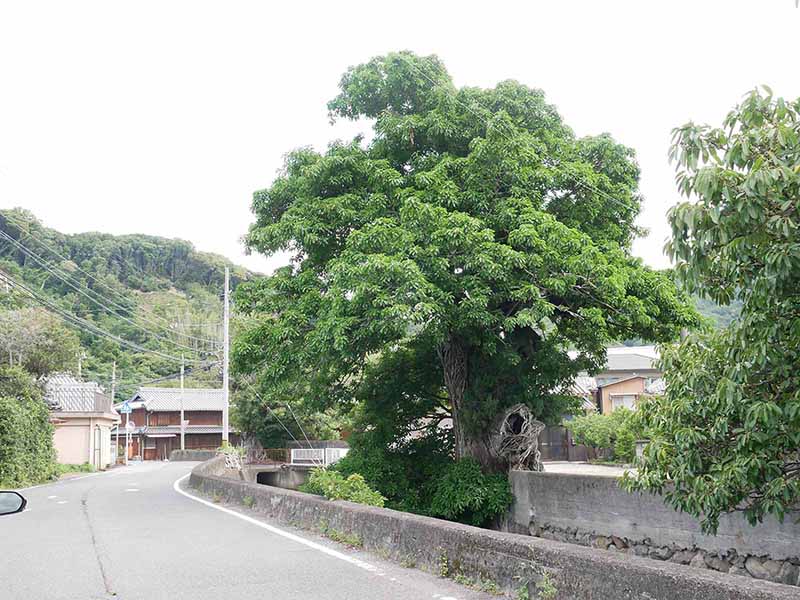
[
  {"xmin": 45, "ymin": 373, "xmax": 120, "ymax": 469},
  {"xmin": 568, "ymin": 346, "xmax": 666, "ymax": 414},
  {"xmin": 594, "ymin": 345, "xmax": 662, "ymax": 387},
  {"xmin": 112, "ymin": 386, "xmax": 237, "ymax": 461}
]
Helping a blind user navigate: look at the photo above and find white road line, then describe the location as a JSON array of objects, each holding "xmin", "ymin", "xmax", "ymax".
[
  {"xmin": 57, "ymin": 500, "xmax": 68, "ymax": 504},
  {"xmin": 124, "ymin": 488, "xmax": 140, "ymax": 492},
  {"xmin": 173, "ymin": 474, "xmax": 380, "ymax": 574},
  {"xmin": 17, "ymin": 471, "xmax": 106, "ymax": 491}
]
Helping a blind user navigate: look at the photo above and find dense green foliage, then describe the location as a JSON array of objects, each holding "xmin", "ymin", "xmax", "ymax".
[
  {"xmin": 427, "ymin": 458, "xmax": 513, "ymax": 527},
  {"xmin": 626, "ymin": 89, "xmax": 800, "ymax": 533},
  {"xmin": 0, "ymin": 307, "xmax": 81, "ymax": 377},
  {"xmin": 564, "ymin": 408, "xmax": 640, "ymax": 463},
  {"xmin": 0, "ymin": 367, "xmax": 57, "ymax": 487},
  {"xmin": 299, "ymin": 468, "xmax": 385, "ymax": 507},
  {"xmin": 0, "ymin": 209, "xmax": 251, "ymax": 399},
  {"xmin": 234, "ymin": 51, "xmax": 698, "ymax": 475}
]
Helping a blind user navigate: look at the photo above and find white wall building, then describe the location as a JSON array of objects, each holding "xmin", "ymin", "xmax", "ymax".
[{"xmin": 45, "ymin": 373, "xmax": 120, "ymax": 469}]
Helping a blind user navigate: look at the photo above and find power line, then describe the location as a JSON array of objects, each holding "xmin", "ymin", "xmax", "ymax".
[
  {"xmin": 238, "ymin": 374, "xmax": 323, "ymax": 467},
  {"xmin": 285, "ymin": 401, "xmax": 319, "ymax": 455},
  {"xmin": 113, "ymin": 362, "xmax": 220, "ymax": 392},
  {"xmin": 0, "ymin": 211, "xmax": 221, "ymax": 346},
  {"xmin": 0, "ymin": 229, "xmax": 214, "ymax": 356},
  {"xmin": 0, "ymin": 267, "xmax": 205, "ymax": 364}
]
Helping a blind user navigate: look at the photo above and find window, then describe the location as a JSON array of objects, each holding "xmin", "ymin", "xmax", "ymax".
[{"xmin": 611, "ymin": 394, "xmax": 637, "ymax": 410}]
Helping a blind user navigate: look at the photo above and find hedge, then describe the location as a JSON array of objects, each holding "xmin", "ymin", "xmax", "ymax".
[{"xmin": 0, "ymin": 367, "xmax": 57, "ymax": 487}]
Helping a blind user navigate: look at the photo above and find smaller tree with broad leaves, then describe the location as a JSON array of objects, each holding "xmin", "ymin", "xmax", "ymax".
[{"xmin": 625, "ymin": 88, "xmax": 800, "ymax": 533}]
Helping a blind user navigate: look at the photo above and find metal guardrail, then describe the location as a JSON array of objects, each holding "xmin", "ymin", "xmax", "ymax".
[
  {"xmin": 243, "ymin": 446, "xmax": 349, "ymax": 466},
  {"xmin": 290, "ymin": 447, "xmax": 349, "ymax": 466}
]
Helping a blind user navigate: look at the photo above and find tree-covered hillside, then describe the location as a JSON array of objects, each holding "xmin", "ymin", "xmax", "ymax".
[
  {"xmin": 693, "ymin": 296, "xmax": 742, "ymax": 328},
  {"xmin": 0, "ymin": 208, "xmax": 254, "ymax": 400}
]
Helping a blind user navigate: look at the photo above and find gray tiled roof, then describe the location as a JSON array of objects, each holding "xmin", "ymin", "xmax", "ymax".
[
  {"xmin": 126, "ymin": 387, "xmax": 225, "ymax": 412},
  {"xmin": 112, "ymin": 425, "xmax": 234, "ymax": 436},
  {"xmin": 45, "ymin": 373, "xmax": 116, "ymax": 414},
  {"xmin": 145, "ymin": 425, "xmax": 231, "ymax": 435},
  {"xmin": 605, "ymin": 353, "xmax": 658, "ymax": 372},
  {"xmin": 571, "ymin": 376, "xmax": 598, "ymax": 395}
]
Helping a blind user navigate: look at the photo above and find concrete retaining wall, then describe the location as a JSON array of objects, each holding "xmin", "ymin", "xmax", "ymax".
[
  {"xmin": 188, "ymin": 457, "xmax": 795, "ymax": 599},
  {"xmin": 507, "ymin": 471, "xmax": 800, "ymax": 586},
  {"xmin": 169, "ymin": 449, "xmax": 218, "ymax": 462},
  {"xmin": 239, "ymin": 464, "xmax": 310, "ymax": 490}
]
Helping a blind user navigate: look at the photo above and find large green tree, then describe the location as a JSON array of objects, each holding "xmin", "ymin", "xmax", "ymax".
[
  {"xmin": 235, "ymin": 52, "xmax": 696, "ymax": 472},
  {"xmin": 0, "ymin": 307, "xmax": 80, "ymax": 377},
  {"xmin": 626, "ymin": 89, "xmax": 800, "ymax": 532}
]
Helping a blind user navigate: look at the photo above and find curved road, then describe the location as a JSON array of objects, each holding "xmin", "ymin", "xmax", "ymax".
[{"xmin": 0, "ymin": 461, "xmax": 493, "ymax": 600}]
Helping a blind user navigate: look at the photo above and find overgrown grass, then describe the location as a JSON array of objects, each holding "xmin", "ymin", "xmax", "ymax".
[
  {"xmin": 55, "ymin": 463, "xmax": 96, "ymax": 476},
  {"xmin": 317, "ymin": 520, "xmax": 363, "ymax": 547},
  {"xmin": 452, "ymin": 573, "xmax": 503, "ymax": 596}
]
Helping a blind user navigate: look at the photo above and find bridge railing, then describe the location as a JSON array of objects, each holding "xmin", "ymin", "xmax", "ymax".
[{"xmin": 290, "ymin": 447, "xmax": 348, "ymax": 467}]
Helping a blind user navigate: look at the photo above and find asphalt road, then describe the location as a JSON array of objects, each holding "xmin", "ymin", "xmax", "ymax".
[{"xmin": 0, "ymin": 461, "xmax": 494, "ymax": 600}]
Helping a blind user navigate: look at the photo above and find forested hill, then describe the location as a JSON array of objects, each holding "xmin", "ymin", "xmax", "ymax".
[{"xmin": 0, "ymin": 208, "xmax": 255, "ymax": 400}]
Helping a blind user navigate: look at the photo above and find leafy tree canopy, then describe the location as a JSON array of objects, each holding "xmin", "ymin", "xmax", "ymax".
[
  {"xmin": 0, "ymin": 307, "xmax": 80, "ymax": 377},
  {"xmin": 626, "ymin": 88, "xmax": 800, "ymax": 532},
  {"xmin": 235, "ymin": 52, "xmax": 698, "ymax": 472}
]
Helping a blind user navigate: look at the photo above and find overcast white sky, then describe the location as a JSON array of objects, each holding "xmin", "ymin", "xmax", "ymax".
[{"xmin": 1, "ymin": 1, "xmax": 798, "ymax": 274}]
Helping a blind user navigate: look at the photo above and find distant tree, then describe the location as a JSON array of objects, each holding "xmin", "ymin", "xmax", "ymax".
[
  {"xmin": 0, "ymin": 308, "xmax": 80, "ymax": 377},
  {"xmin": 235, "ymin": 52, "xmax": 698, "ymax": 473},
  {"xmin": 625, "ymin": 88, "xmax": 800, "ymax": 532}
]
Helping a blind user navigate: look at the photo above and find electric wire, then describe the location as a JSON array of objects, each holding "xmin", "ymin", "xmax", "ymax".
[
  {"xmin": 0, "ymin": 267, "xmax": 206, "ymax": 364},
  {"xmin": 238, "ymin": 374, "xmax": 323, "ymax": 467},
  {"xmin": 0, "ymin": 211, "xmax": 221, "ymax": 345},
  {"xmin": 0, "ymin": 229, "xmax": 214, "ymax": 356}
]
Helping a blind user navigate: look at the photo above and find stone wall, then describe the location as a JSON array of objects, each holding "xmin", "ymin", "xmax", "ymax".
[
  {"xmin": 507, "ymin": 471, "xmax": 800, "ymax": 588},
  {"xmin": 188, "ymin": 457, "xmax": 796, "ymax": 599}
]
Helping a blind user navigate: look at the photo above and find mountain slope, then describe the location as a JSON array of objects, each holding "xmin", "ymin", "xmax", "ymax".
[{"xmin": 0, "ymin": 208, "xmax": 254, "ymax": 399}]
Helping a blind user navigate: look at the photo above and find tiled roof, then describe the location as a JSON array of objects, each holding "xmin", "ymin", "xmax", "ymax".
[
  {"xmin": 112, "ymin": 425, "xmax": 235, "ymax": 436},
  {"xmin": 145, "ymin": 426, "xmax": 231, "ymax": 435},
  {"xmin": 123, "ymin": 387, "xmax": 225, "ymax": 412},
  {"xmin": 604, "ymin": 353, "xmax": 658, "ymax": 372},
  {"xmin": 603, "ymin": 346, "xmax": 659, "ymax": 372},
  {"xmin": 571, "ymin": 376, "xmax": 598, "ymax": 395},
  {"xmin": 44, "ymin": 372, "xmax": 116, "ymax": 414}
]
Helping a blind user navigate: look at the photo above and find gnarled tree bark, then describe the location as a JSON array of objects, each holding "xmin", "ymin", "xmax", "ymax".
[{"xmin": 438, "ymin": 336, "xmax": 506, "ymax": 473}]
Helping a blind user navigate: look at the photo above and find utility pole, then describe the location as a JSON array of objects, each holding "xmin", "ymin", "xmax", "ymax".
[
  {"xmin": 111, "ymin": 361, "xmax": 117, "ymax": 402},
  {"xmin": 180, "ymin": 354, "xmax": 185, "ymax": 451},
  {"xmin": 222, "ymin": 267, "xmax": 230, "ymax": 444},
  {"xmin": 77, "ymin": 351, "xmax": 86, "ymax": 378}
]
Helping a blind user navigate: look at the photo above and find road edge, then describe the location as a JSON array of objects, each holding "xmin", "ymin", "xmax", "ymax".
[{"xmin": 172, "ymin": 473, "xmax": 381, "ymax": 574}]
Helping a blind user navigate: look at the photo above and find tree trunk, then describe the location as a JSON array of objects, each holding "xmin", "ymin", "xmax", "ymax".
[{"xmin": 438, "ymin": 337, "xmax": 506, "ymax": 473}]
